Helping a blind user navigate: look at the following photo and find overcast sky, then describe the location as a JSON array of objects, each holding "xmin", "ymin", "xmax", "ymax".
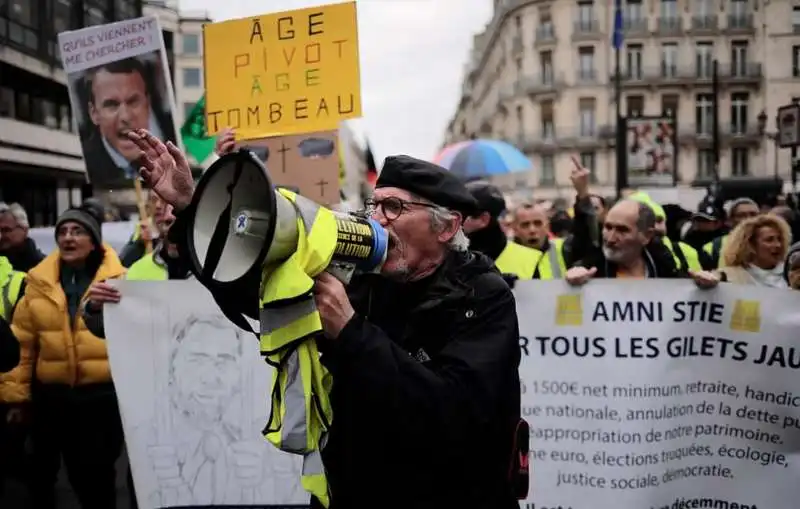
[{"xmin": 180, "ymin": 0, "xmax": 492, "ymax": 164}]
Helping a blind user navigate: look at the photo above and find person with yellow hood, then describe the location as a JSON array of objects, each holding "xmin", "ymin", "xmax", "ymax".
[
  {"xmin": 9, "ymin": 202, "xmax": 126, "ymax": 509},
  {"xmin": 462, "ymin": 180, "xmax": 543, "ymax": 283},
  {"xmin": 628, "ymin": 192, "xmax": 704, "ymax": 272}
]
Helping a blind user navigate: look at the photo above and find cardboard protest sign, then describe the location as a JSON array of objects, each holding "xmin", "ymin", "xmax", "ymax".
[
  {"xmin": 242, "ymin": 131, "xmax": 340, "ymax": 206},
  {"xmin": 203, "ymin": 1, "xmax": 361, "ymax": 140},
  {"xmin": 58, "ymin": 16, "xmax": 179, "ymax": 188}
]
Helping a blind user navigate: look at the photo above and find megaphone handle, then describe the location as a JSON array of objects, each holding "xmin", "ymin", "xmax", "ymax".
[{"xmin": 325, "ymin": 263, "xmax": 355, "ymax": 285}]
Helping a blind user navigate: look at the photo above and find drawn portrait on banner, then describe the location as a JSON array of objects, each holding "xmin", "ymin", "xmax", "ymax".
[{"xmin": 104, "ymin": 281, "xmax": 308, "ymax": 509}]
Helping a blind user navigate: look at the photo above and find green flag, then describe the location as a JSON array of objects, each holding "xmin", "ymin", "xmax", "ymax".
[{"xmin": 180, "ymin": 95, "xmax": 216, "ymax": 164}]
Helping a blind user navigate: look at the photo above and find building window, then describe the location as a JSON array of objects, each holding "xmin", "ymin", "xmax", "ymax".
[
  {"xmin": 58, "ymin": 104, "xmax": 72, "ymax": 132},
  {"xmin": 183, "ymin": 102, "xmax": 196, "ymax": 121},
  {"xmin": 540, "ymin": 155, "xmax": 555, "ymax": 185},
  {"xmin": 627, "ymin": 95, "xmax": 644, "ymax": 117},
  {"xmin": 580, "ymin": 152, "xmax": 597, "ymax": 183},
  {"xmin": 695, "ymin": 94, "xmax": 714, "ymax": 135},
  {"xmin": 7, "ymin": 0, "xmax": 39, "ymax": 50},
  {"xmin": 697, "ymin": 149, "xmax": 715, "ymax": 179},
  {"xmin": 541, "ymin": 51, "xmax": 553, "ymax": 84},
  {"xmin": 626, "ymin": 44, "xmax": 643, "ymax": 79},
  {"xmin": 516, "ymin": 105, "xmax": 525, "ymax": 139},
  {"xmin": 695, "ymin": 0, "xmax": 712, "ymax": 15},
  {"xmin": 0, "ymin": 87, "xmax": 14, "ymax": 118},
  {"xmin": 625, "ymin": 0, "xmax": 644, "ymax": 22},
  {"xmin": 115, "ymin": 0, "xmax": 138, "ymax": 21},
  {"xmin": 661, "ymin": 94, "xmax": 679, "ymax": 118},
  {"xmin": 661, "ymin": 0, "xmax": 678, "ymax": 18},
  {"xmin": 794, "ymin": 7, "xmax": 800, "ymax": 32},
  {"xmin": 182, "ymin": 33, "xmax": 200, "ymax": 55},
  {"xmin": 731, "ymin": 41, "xmax": 748, "ymax": 77},
  {"xmin": 183, "ymin": 68, "xmax": 202, "ymax": 88},
  {"xmin": 793, "ymin": 46, "xmax": 800, "ymax": 77},
  {"xmin": 660, "ymin": 43, "xmax": 678, "ymax": 78},
  {"xmin": 578, "ymin": 46, "xmax": 595, "ymax": 81},
  {"xmin": 695, "ymin": 43, "xmax": 713, "ymax": 78},
  {"xmin": 541, "ymin": 100, "xmax": 555, "ymax": 138},
  {"xmin": 730, "ymin": 92, "xmax": 749, "ymax": 134},
  {"xmin": 579, "ymin": 98, "xmax": 595, "ymax": 136},
  {"xmin": 731, "ymin": 147, "xmax": 749, "ymax": 176},
  {"xmin": 538, "ymin": 9, "xmax": 554, "ymax": 40},
  {"xmin": 576, "ymin": 1, "xmax": 594, "ymax": 29},
  {"xmin": 729, "ymin": 0, "xmax": 747, "ymax": 17}
]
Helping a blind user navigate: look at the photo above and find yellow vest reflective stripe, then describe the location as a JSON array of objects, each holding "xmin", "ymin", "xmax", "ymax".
[
  {"xmin": 663, "ymin": 237, "xmax": 703, "ymax": 272},
  {"xmin": 494, "ymin": 241, "xmax": 543, "ymax": 280},
  {"xmin": 702, "ymin": 235, "xmax": 727, "ymax": 267},
  {"xmin": 0, "ymin": 257, "xmax": 24, "ymax": 321},
  {"xmin": 536, "ymin": 238, "xmax": 567, "ymax": 279},
  {"xmin": 259, "ymin": 189, "xmax": 336, "ymax": 507},
  {"xmin": 125, "ymin": 253, "xmax": 168, "ymax": 281}
]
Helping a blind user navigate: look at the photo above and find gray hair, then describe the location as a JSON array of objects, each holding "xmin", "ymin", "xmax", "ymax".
[
  {"xmin": 0, "ymin": 202, "xmax": 29, "ymax": 228},
  {"xmin": 409, "ymin": 193, "xmax": 470, "ymax": 252}
]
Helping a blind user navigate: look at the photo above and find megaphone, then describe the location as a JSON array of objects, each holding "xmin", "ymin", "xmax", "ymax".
[{"xmin": 182, "ymin": 149, "xmax": 388, "ymax": 322}]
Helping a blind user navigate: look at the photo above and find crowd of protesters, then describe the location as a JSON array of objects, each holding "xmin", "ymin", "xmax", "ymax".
[{"xmin": 1, "ymin": 138, "xmax": 799, "ymax": 508}]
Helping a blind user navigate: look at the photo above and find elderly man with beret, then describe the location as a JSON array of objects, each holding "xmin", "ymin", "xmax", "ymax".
[{"xmin": 128, "ymin": 128, "xmax": 523, "ymax": 509}]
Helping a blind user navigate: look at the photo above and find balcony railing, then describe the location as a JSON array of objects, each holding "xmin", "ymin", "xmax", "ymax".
[
  {"xmin": 536, "ymin": 24, "xmax": 556, "ymax": 44},
  {"xmin": 657, "ymin": 16, "xmax": 683, "ymax": 34},
  {"xmin": 572, "ymin": 20, "xmax": 602, "ymax": 40},
  {"xmin": 690, "ymin": 15, "xmax": 718, "ymax": 31},
  {"xmin": 726, "ymin": 14, "xmax": 754, "ymax": 30},
  {"xmin": 616, "ymin": 63, "xmax": 762, "ymax": 84},
  {"xmin": 516, "ymin": 73, "xmax": 563, "ymax": 95},
  {"xmin": 623, "ymin": 17, "xmax": 648, "ymax": 34},
  {"xmin": 576, "ymin": 69, "xmax": 598, "ymax": 83}
]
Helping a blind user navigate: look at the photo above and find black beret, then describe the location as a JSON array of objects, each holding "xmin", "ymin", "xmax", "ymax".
[
  {"xmin": 376, "ymin": 155, "xmax": 479, "ymax": 216},
  {"xmin": 464, "ymin": 181, "xmax": 506, "ymax": 218}
]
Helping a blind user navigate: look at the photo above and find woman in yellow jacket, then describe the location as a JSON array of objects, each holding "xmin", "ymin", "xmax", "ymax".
[{"xmin": 11, "ymin": 203, "xmax": 126, "ymax": 509}]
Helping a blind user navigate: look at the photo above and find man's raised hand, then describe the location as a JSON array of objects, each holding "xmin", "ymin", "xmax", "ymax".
[{"xmin": 128, "ymin": 129, "xmax": 195, "ymax": 211}]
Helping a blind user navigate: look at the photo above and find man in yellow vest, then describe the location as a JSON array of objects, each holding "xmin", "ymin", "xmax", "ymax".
[
  {"xmin": 131, "ymin": 127, "xmax": 524, "ymax": 509},
  {"xmin": 628, "ymin": 192, "xmax": 703, "ymax": 272},
  {"xmin": 0, "ymin": 253, "xmax": 24, "ymax": 372},
  {"xmin": 700, "ymin": 197, "xmax": 760, "ymax": 268},
  {"xmin": 462, "ymin": 181, "xmax": 543, "ymax": 282}
]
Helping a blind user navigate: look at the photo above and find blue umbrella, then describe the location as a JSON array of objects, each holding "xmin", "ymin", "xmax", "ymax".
[{"xmin": 433, "ymin": 139, "xmax": 533, "ymax": 178}]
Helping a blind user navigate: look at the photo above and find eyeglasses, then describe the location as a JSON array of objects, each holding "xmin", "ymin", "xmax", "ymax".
[
  {"xmin": 56, "ymin": 226, "xmax": 89, "ymax": 239},
  {"xmin": 364, "ymin": 197, "xmax": 436, "ymax": 222}
]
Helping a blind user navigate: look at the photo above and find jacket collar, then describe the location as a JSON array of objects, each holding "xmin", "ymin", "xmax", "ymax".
[{"xmin": 26, "ymin": 244, "xmax": 125, "ymax": 303}]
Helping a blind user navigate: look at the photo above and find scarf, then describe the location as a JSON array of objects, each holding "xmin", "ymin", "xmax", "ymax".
[{"xmin": 745, "ymin": 263, "xmax": 788, "ymax": 289}]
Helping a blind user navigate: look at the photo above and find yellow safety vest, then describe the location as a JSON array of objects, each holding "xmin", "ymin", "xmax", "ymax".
[
  {"xmin": 126, "ymin": 252, "xmax": 168, "ymax": 281},
  {"xmin": 260, "ymin": 189, "xmax": 336, "ymax": 507},
  {"xmin": 662, "ymin": 237, "xmax": 702, "ymax": 272},
  {"xmin": 703, "ymin": 235, "xmax": 728, "ymax": 268},
  {"xmin": 495, "ymin": 241, "xmax": 543, "ymax": 280},
  {"xmin": 535, "ymin": 238, "xmax": 567, "ymax": 279},
  {"xmin": 0, "ymin": 256, "xmax": 24, "ymax": 322}
]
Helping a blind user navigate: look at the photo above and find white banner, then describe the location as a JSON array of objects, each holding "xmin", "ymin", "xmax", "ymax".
[
  {"xmin": 106, "ymin": 280, "xmax": 309, "ymax": 509},
  {"xmin": 515, "ymin": 280, "xmax": 800, "ymax": 508}
]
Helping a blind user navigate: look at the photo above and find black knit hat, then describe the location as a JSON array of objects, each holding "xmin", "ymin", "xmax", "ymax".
[{"xmin": 55, "ymin": 204, "xmax": 102, "ymax": 247}]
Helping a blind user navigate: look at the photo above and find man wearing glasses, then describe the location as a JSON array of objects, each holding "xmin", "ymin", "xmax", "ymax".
[{"xmin": 131, "ymin": 130, "xmax": 523, "ymax": 509}]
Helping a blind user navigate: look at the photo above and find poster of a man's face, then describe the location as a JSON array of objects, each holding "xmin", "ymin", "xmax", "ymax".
[
  {"xmin": 58, "ymin": 16, "xmax": 179, "ymax": 188},
  {"xmin": 87, "ymin": 58, "xmax": 153, "ymax": 163}
]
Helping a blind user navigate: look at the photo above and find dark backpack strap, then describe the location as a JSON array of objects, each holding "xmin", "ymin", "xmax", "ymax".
[
  {"xmin": 673, "ymin": 241, "xmax": 689, "ymax": 272},
  {"xmin": 711, "ymin": 237, "xmax": 723, "ymax": 266}
]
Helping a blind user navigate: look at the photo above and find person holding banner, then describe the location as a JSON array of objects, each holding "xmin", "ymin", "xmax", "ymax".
[
  {"xmin": 128, "ymin": 129, "xmax": 524, "ymax": 509},
  {"xmin": 565, "ymin": 198, "xmax": 719, "ymax": 287}
]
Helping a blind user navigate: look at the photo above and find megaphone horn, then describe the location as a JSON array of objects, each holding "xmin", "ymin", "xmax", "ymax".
[{"xmin": 184, "ymin": 149, "xmax": 388, "ymax": 317}]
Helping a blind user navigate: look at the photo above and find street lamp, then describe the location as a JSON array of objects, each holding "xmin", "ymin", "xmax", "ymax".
[{"xmin": 757, "ymin": 109, "xmax": 780, "ymax": 178}]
